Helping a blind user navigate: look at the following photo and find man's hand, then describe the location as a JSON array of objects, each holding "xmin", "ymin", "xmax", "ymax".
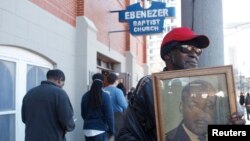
[{"xmin": 229, "ymin": 112, "xmax": 246, "ymax": 125}]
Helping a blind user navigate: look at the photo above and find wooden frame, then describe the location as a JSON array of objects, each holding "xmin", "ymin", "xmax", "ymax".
[{"xmin": 152, "ymin": 65, "xmax": 237, "ymax": 141}]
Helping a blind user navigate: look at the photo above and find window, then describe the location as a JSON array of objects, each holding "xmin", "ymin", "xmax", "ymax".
[
  {"xmin": 0, "ymin": 60, "xmax": 16, "ymax": 141},
  {"xmin": 97, "ymin": 58, "xmax": 101, "ymax": 66},
  {"xmin": 26, "ymin": 65, "xmax": 48, "ymax": 91},
  {"xmin": 0, "ymin": 45, "xmax": 53, "ymax": 141}
]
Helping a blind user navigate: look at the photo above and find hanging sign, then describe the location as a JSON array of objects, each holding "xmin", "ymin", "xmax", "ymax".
[{"xmin": 119, "ymin": 1, "xmax": 175, "ymax": 36}]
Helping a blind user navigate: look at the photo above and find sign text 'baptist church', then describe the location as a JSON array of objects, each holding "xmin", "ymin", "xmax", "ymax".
[{"xmin": 119, "ymin": 1, "xmax": 175, "ymax": 35}]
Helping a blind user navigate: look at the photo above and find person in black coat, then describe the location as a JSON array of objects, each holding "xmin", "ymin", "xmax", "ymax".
[
  {"xmin": 239, "ymin": 92, "xmax": 245, "ymax": 106},
  {"xmin": 118, "ymin": 27, "xmax": 245, "ymax": 141},
  {"xmin": 245, "ymin": 93, "xmax": 250, "ymax": 120},
  {"xmin": 22, "ymin": 69, "xmax": 75, "ymax": 141},
  {"xmin": 117, "ymin": 82, "xmax": 127, "ymax": 97},
  {"xmin": 127, "ymin": 87, "xmax": 136, "ymax": 101}
]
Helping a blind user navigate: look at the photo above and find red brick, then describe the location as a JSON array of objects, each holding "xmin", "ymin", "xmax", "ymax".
[
  {"xmin": 30, "ymin": 0, "xmax": 77, "ymax": 26},
  {"xmin": 29, "ymin": 0, "xmax": 146, "ymax": 66}
]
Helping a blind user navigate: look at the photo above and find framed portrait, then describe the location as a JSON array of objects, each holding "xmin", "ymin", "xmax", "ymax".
[{"xmin": 152, "ymin": 65, "xmax": 237, "ymax": 141}]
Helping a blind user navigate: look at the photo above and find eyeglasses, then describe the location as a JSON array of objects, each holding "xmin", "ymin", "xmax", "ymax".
[{"xmin": 175, "ymin": 45, "xmax": 202, "ymax": 56}]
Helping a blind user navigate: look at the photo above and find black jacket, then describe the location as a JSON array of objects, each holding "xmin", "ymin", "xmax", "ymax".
[
  {"xmin": 165, "ymin": 122, "xmax": 191, "ymax": 141},
  {"xmin": 239, "ymin": 95, "xmax": 245, "ymax": 105},
  {"xmin": 118, "ymin": 75, "xmax": 156, "ymax": 141},
  {"xmin": 22, "ymin": 81, "xmax": 75, "ymax": 141}
]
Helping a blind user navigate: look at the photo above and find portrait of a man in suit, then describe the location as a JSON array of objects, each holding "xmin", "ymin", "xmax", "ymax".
[{"xmin": 165, "ymin": 79, "xmax": 217, "ymax": 141}]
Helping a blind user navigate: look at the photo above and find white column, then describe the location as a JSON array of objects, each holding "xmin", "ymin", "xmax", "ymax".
[{"xmin": 181, "ymin": 0, "xmax": 224, "ymax": 67}]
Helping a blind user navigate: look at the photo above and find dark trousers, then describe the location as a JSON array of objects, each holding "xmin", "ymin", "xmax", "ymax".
[
  {"xmin": 246, "ymin": 107, "xmax": 250, "ymax": 120},
  {"xmin": 85, "ymin": 132, "xmax": 108, "ymax": 141},
  {"xmin": 114, "ymin": 112, "xmax": 124, "ymax": 141}
]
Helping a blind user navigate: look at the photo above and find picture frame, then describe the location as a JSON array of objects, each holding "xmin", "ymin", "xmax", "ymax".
[{"xmin": 152, "ymin": 65, "xmax": 237, "ymax": 141}]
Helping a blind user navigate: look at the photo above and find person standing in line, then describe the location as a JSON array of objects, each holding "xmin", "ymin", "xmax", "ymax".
[
  {"xmin": 245, "ymin": 93, "xmax": 250, "ymax": 120},
  {"xmin": 118, "ymin": 27, "xmax": 245, "ymax": 141},
  {"xmin": 127, "ymin": 87, "xmax": 136, "ymax": 102},
  {"xmin": 104, "ymin": 73, "xmax": 128, "ymax": 141},
  {"xmin": 81, "ymin": 73, "xmax": 114, "ymax": 141},
  {"xmin": 239, "ymin": 92, "xmax": 245, "ymax": 106},
  {"xmin": 22, "ymin": 69, "xmax": 75, "ymax": 141},
  {"xmin": 117, "ymin": 82, "xmax": 127, "ymax": 97}
]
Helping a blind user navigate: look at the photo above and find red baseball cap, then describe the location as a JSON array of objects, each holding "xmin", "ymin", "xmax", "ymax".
[{"xmin": 160, "ymin": 27, "xmax": 209, "ymax": 59}]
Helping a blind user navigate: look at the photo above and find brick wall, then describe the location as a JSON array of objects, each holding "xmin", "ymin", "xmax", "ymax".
[
  {"xmin": 84, "ymin": 0, "xmax": 146, "ymax": 65},
  {"xmin": 30, "ymin": 0, "xmax": 78, "ymax": 26},
  {"xmin": 30, "ymin": 0, "xmax": 146, "ymax": 66},
  {"xmin": 77, "ymin": 0, "xmax": 83, "ymax": 16}
]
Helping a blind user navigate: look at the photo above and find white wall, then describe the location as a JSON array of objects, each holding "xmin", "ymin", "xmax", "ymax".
[
  {"xmin": 181, "ymin": 0, "xmax": 224, "ymax": 67},
  {"xmin": 0, "ymin": 0, "xmax": 76, "ymax": 140}
]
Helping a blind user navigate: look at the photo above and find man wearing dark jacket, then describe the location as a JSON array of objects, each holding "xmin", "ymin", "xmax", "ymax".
[
  {"xmin": 118, "ymin": 27, "xmax": 245, "ymax": 141},
  {"xmin": 245, "ymin": 93, "xmax": 250, "ymax": 120},
  {"xmin": 22, "ymin": 69, "xmax": 75, "ymax": 141},
  {"xmin": 239, "ymin": 92, "xmax": 245, "ymax": 106},
  {"xmin": 166, "ymin": 80, "xmax": 217, "ymax": 141}
]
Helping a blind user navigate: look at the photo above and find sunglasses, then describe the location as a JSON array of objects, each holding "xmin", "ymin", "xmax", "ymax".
[{"xmin": 175, "ymin": 45, "xmax": 202, "ymax": 56}]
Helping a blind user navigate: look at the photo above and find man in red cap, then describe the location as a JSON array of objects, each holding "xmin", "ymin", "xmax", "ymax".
[{"xmin": 118, "ymin": 27, "xmax": 245, "ymax": 141}]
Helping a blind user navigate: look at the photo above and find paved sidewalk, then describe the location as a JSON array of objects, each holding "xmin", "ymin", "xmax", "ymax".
[
  {"xmin": 242, "ymin": 107, "xmax": 250, "ymax": 125},
  {"xmin": 246, "ymin": 120, "xmax": 250, "ymax": 125}
]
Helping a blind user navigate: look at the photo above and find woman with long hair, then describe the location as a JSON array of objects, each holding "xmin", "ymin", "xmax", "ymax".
[{"xmin": 81, "ymin": 73, "xmax": 114, "ymax": 141}]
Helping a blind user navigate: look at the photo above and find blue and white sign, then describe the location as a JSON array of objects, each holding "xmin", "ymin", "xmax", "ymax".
[{"xmin": 119, "ymin": 1, "xmax": 175, "ymax": 36}]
